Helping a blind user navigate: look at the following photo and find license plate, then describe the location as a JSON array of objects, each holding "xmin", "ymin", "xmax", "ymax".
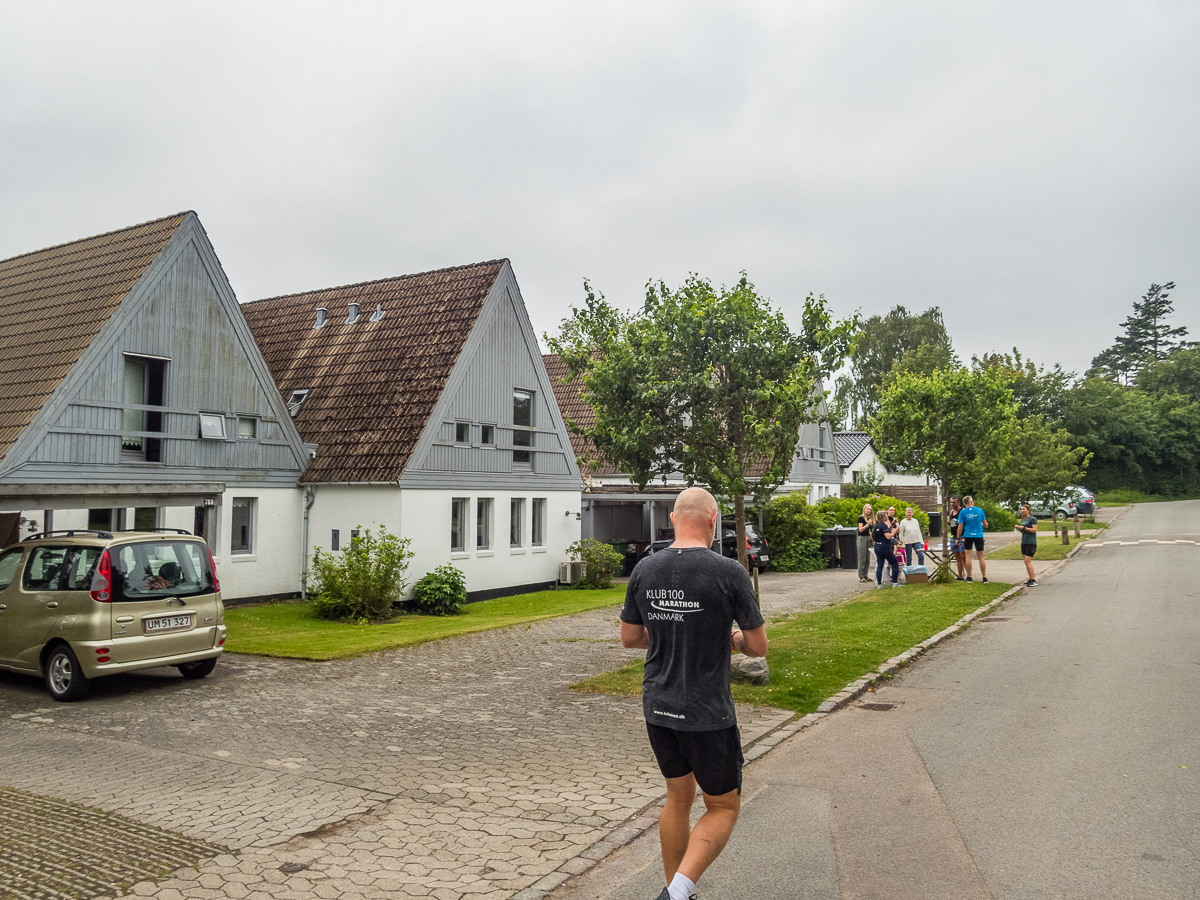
[
  {"xmin": 760, "ymin": 555, "xmax": 769, "ymax": 562},
  {"xmin": 144, "ymin": 615, "xmax": 193, "ymax": 634}
]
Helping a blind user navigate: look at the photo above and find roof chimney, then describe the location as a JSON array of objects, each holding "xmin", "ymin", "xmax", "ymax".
[
  {"xmin": 313, "ymin": 307, "xmax": 328, "ymax": 329},
  {"xmin": 346, "ymin": 302, "xmax": 360, "ymax": 324}
]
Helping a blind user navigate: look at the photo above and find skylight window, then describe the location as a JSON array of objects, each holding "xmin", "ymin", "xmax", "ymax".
[{"xmin": 287, "ymin": 389, "xmax": 311, "ymax": 417}]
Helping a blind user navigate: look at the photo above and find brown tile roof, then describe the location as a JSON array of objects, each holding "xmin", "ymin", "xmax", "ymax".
[
  {"xmin": 242, "ymin": 260, "xmax": 506, "ymax": 483},
  {"xmin": 542, "ymin": 353, "xmax": 622, "ymax": 476},
  {"xmin": 0, "ymin": 213, "xmax": 188, "ymax": 464}
]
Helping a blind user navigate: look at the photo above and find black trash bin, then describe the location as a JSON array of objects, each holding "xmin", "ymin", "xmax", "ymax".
[
  {"xmin": 819, "ymin": 527, "xmax": 841, "ymax": 568},
  {"xmin": 927, "ymin": 511, "xmax": 942, "ymax": 538},
  {"xmin": 835, "ymin": 526, "xmax": 859, "ymax": 569}
]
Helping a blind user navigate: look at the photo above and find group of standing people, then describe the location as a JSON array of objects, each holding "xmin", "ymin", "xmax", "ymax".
[{"xmin": 855, "ymin": 503, "xmax": 927, "ymax": 588}]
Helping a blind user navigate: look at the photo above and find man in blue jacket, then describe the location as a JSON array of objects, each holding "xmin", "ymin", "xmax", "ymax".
[{"xmin": 957, "ymin": 495, "xmax": 989, "ymax": 583}]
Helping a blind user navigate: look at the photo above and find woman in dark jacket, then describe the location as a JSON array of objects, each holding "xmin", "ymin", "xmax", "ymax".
[{"xmin": 872, "ymin": 510, "xmax": 900, "ymax": 588}]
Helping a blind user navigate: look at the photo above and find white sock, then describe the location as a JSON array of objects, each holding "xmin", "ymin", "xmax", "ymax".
[{"xmin": 668, "ymin": 872, "xmax": 695, "ymax": 900}]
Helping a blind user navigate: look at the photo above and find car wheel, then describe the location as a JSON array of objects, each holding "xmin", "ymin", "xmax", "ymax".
[
  {"xmin": 176, "ymin": 657, "xmax": 217, "ymax": 679},
  {"xmin": 44, "ymin": 644, "xmax": 90, "ymax": 702}
]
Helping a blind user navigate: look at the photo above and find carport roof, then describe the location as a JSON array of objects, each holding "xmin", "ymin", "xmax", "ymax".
[{"xmin": 0, "ymin": 214, "xmax": 189, "ymax": 464}]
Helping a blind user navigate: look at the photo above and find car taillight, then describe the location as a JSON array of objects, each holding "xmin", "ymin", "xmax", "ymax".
[
  {"xmin": 205, "ymin": 544, "xmax": 221, "ymax": 592},
  {"xmin": 90, "ymin": 550, "xmax": 112, "ymax": 602},
  {"xmin": 746, "ymin": 538, "xmax": 751, "ymax": 549}
]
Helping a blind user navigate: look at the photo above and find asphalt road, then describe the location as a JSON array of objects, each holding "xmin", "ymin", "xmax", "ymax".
[{"xmin": 557, "ymin": 500, "xmax": 1200, "ymax": 900}]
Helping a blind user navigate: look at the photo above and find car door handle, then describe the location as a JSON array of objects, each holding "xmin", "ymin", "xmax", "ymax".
[
  {"xmin": 46, "ymin": 601, "xmax": 58, "ymax": 608},
  {"xmin": 0, "ymin": 604, "xmax": 6, "ymax": 610},
  {"xmin": 116, "ymin": 616, "xmax": 135, "ymax": 623}
]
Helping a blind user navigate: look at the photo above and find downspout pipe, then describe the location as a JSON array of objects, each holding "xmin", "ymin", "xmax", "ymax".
[{"xmin": 301, "ymin": 485, "xmax": 315, "ymax": 600}]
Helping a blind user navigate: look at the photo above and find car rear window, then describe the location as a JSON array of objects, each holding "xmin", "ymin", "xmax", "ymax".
[
  {"xmin": 109, "ymin": 541, "xmax": 216, "ymax": 602},
  {"xmin": 22, "ymin": 546, "xmax": 102, "ymax": 592}
]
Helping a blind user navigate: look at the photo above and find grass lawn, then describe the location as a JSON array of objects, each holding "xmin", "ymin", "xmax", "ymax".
[
  {"xmin": 225, "ymin": 587, "xmax": 625, "ymax": 659},
  {"xmin": 987, "ymin": 531, "xmax": 1097, "ymax": 560},
  {"xmin": 1094, "ymin": 488, "xmax": 1200, "ymax": 504},
  {"xmin": 572, "ymin": 581, "xmax": 1010, "ymax": 716}
]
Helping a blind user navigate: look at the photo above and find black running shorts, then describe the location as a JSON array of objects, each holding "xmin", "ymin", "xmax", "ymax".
[
  {"xmin": 1022, "ymin": 543, "xmax": 1037, "ymax": 558},
  {"xmin": 964, "ymin": 537, "xmax": 985, "ymax": 551},
  {"xmin": 646, "ymin": 722, "xmax": 743, "ymax": 796}
]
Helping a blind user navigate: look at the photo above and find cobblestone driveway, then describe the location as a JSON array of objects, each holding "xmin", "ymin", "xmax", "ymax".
[{"xmin": 1, "ymin": 582, "xmax": 849, "ymax": 900}]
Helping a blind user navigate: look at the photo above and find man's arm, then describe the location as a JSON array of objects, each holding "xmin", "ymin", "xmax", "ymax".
[
  {"xmin": 732, "ymin": 625, "xmax": 768, "ymax": 658},
  {"xmin": 621, "ymin": 621, "xmax": 649, "ymax": 650}
]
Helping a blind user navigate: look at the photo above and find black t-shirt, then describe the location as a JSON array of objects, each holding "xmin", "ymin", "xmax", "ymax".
[
  {"xmin": 621, "ymin": 547, "xmax": 764, "ymax": 732},
  {"xmin": 949, "ymin": 508, "xmax": 960, "ymax": 534},
  {"xmin": 871, "ymin": 522, "xmax": 891, "ymax": 543},
  {"xmin": 857, "ymin": 515, "xmax": 871, "ymax": 535}
]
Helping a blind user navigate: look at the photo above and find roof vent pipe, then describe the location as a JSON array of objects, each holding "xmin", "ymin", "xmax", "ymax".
[
  {"xmin": 369, "ymin": 303, "xmax": 385, "ymax": 323},
  {"xmin": 346, "ymin": 302, "xmax": 360, "ymax": 324},
  {"xmin": 313, "ymin": 307, "xmax": 328, "ymax": 329}
]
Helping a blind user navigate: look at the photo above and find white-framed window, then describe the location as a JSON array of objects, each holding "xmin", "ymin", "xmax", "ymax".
[
  {"xmin": 532, "ymin": 498, "xmax": 546, "ymax": 547},
  {"xmin": 510, "ymin": 498, "xmax": 525, "ymax": 548},
  {"xmin": 455, "ymin": 422, "xmax": 470, "ymax": 443},
  {"xmin": 237, "ymin": 416, "xmax": 258, "ymax": 440},
  {"xmin": 231, "ymin": 498, "xmax": 255, "ymax": 554},
  {"xmin": 481, "ymin": 424, "xmax": 495, "ymax": 446},
  {"xmin": 477, "ymin": 498, "xmax": 493, "ymax": 550},
  {"xmin": 451, "ymin": 498, "xmax": 468, "ymax": 551},
  {"xmin": 512, "ymin": 389, "xmax": 533, "ymax": 468},
  {"xmin": 200, "ymin": 413, "xmax": 226, "ymax": 439}
]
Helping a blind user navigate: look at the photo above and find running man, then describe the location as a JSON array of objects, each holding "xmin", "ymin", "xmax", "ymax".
[
  {"xmin": 957, "ymin": 495, "xmax": 989, "ymax": 583},
  {"xmin": 621, "ymin": 487, "xmax": 768, "ymax": 900}
]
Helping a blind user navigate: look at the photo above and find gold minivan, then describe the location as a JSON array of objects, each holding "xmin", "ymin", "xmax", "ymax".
[{"xmin": 0, "ymin": 530, "xmax": 226, "ymax": 701}]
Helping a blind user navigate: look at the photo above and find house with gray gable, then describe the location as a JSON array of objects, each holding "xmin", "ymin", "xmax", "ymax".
[
  {"xmin": 241, "ymin": 261, "xmax": 583, "ymax": 600},
  {"xmin": 0, "ymin": 213, "xmax": 313, "ymax": 600}
]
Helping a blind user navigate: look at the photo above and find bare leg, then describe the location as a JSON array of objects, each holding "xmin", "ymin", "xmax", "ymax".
[
  {"xmin": 964, "ymin": 550, "xmax": 973, "ymax": 579},
  {"xmin": 660, "ymin": 774, "xmax": 697, "ymax": 885},
  {"xmin": 676, "ymin": 788, "xmax": 742, "ymax": 885},
  {"xmin": 976, "ymin": 551, "xmax": 987, "ymax": 579},
  {"xmin": 1023, "ymin": 554, "xmax": 1035, "ymax": 581}
]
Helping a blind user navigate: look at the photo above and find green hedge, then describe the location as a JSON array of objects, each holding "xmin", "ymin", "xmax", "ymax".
[{"xmin": 818, "ymin": 494, "xmax": 930, "ymax": 534}]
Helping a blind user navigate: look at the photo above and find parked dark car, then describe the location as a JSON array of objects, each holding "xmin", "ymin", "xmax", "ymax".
[
  {"xmin": 718, "ymin": 522, "xmax": 771, "ymax": 571},
  {"xmin": 641, "ymin": 522, "xmax": 771, "ymax": 571}
]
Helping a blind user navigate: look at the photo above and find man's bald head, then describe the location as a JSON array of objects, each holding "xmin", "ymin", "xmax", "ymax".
[
  {"xmin": 674, "ymin": 487, "xmax": 719, "ymax": 523},
  {"xmin": 670, "ymin": 487, "xmax": 720, "ymax": 547}
]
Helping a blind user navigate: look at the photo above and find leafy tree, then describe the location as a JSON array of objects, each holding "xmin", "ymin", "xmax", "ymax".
[
  {"xmin": 549, "ymin": 274, "xmax": 858, "ymax": 570},
  {"xmin": 834, "ymin": 305, "xmax": 957, "ymax": 427},
  {"xmin": 1091, "ymin": 282, "xmax": 1190, "ymax": 384},
  {"xmin": 310, "ymin": 526, "xmax": 414, "ymax": 622},
  {"xmin": 869, "ymin": 368, "xmax": 1016, "ymax": 580},
  {"xmin": 1138, "ymin": 346, "xmax": 1200, "ymax": 402},
  {"xmin": 972, "ymin": 415, "xmax": 1091, "ymax": 513},
  {"xmin": 972, "ymin": 348, "xmax": 1074, "ymax": 422}
]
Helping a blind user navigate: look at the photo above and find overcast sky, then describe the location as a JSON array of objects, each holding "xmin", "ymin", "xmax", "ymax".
[{"xmin": 2, "ymin": 1, "xmax": 1197, "ymax": 376}]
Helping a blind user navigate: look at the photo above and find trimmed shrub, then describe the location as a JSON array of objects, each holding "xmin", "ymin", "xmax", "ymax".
[
  {"xmin": 818, "ymin": 493, "xmax": 930, "ymax": 534},
  {"xmin": 762, "ymin": 493, "xmax": 829, "ymax": 572},
  {"xmin": 567, "ymin": 538, "xmax": 625, "ymax": 589},
  {"xmin": 311, "ymin": 526, "xmax": 413, "ymax": 622},
  {"xmin": 411, "ymin": 564, "xmax": 468, "ymax": 616}
]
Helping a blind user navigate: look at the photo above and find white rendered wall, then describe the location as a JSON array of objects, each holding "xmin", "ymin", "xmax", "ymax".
[
  {"xmin": 211, "ymin": 487, "xmax": 304, "ymax": 600},
  {"xmin": 304, "ymin": 485, "xmax": 580, "ymax": 597},
  {"xmin": 402, "ymin": 488, "xmax": 581, "ymax": 595}
]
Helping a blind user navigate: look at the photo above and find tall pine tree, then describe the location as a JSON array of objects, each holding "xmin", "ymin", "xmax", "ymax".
[{"xmin": 1092, "ymin": 282, "xmax": 1189, "ymax": 384}]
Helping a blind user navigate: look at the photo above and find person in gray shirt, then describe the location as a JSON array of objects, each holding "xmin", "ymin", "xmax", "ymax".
[{"xmin": 622, "ymin": 487, "xmax": 768, "ymax": 900}]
